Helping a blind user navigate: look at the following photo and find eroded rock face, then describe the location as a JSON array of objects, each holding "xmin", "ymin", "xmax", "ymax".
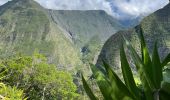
[{"xmin": 96, "ymin": 2, "xmax": 170, "ymax": 72}]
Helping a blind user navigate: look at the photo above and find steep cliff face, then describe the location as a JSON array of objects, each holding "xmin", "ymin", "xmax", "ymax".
[
  {"xmin": 97, "ymin": 2, "xmax": 170, "ymax": 72},
  {"xmin": 0, "ymin": 0, "xmax": 83, "ymax": 70}
]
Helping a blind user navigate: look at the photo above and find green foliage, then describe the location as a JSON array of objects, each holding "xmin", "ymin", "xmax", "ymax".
[
  {"xmin": 82, "ymin": 26, "xmax": 170, "ymax": 100},
  {"xmin": 0, "ymin": 66, "xmax": 26, "ymax": 100},
  {"xmin": 0, "ymin": 83, "xmax": 26, "ymax": 100},
  {"xmin": 0, "ymin": 53, "xmax": 79, "ymax": 100}
]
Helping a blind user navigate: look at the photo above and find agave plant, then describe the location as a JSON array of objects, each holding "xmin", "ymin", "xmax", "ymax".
[{"xmin": 82, "ymin": 26, "xmax": 170, "ymax": 100}]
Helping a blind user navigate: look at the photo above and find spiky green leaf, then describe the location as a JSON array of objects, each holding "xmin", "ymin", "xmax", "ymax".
[
  {"xmin": 90, "ymin": 64, "xmax": 114, "ymax": 100},
  {"xmin": 138, "ymin": 26, "xmax": 156, "ymax": 89},
  {"xmin": 120, "ymin": 44, "xmax": 142, "ymax": 100},
  {"xmin": 152, "ymin": 42, "xmax": 162, "ymax": 88},
  {"xmin": 102, "ymin": 61, "xmax": 134, "ymax": 100},
  {"xmin": 123, "ymin": 36, "xmax": 154, "ymax": 100},
  {"xmin": 81, "ymin": 75, "xmax": 98, "ymax": 100}
]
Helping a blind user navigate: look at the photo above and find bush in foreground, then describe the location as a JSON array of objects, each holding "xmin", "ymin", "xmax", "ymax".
[
  {"xmin": 0, "ymin": 53, "xmax": 79, "ymax": 100},
  {"xmin": 0, "ymin": 67, "xmax": 26, "ymax": 100}
]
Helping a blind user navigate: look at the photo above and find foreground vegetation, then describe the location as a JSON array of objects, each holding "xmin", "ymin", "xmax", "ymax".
[
  {"xmin": 82, "ymin": 26, "xmax": 170, "ymax": 100},
  {"xmin": 0, "ymin": 53, "xmax": 79, "ymax": 100},
  {"xmin": 0, "ymin": 76, "xmax": 26, "ymax": 99}
]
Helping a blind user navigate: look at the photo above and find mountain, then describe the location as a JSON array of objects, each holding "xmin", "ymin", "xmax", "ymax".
[
  {"xmin": 118, "ymin": 17, "xmax": 141, "ymax": 28},
  {"xmin": 96, "ymin": 1, "xmax": 170, "ymax": 72},
  {"xmin": 0, "ymin": 0, "xmax": 123, "ymax": 70},
  {"xmin": 0, "ymin": 0, "xmax": 83, "ymax": 70},
  {"xmin": 49, "ymin": 10, "xmax": 123, "ymax": 62},
  {"xmin": 49, "ymin": 10, "xmax": 122, "ymax": 47}
]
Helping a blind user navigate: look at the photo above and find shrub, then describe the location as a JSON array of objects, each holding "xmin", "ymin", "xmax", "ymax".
[
  {"xmin": 0, "ymin": 53, "xmax": 79, "ymax": 100},
  {"xmin": 0, "ymin": 66, "xmax": 26, "ymax": 100}
]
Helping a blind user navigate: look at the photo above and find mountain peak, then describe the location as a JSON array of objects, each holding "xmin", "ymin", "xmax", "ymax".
[{"xmin": 0, "ymin": 0, "xmax": 43, "ymax": 10}]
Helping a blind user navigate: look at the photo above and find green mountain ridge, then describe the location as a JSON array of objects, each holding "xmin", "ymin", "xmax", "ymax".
[
  {"xmin": 0, "ymin": 0, "xmax": 83, "ymax": 70},
  {"xmin": 96, "ymin": 1, "xmax": 170, "ymax": 73},
  {"xmin": 48, "ymin": 10, "xmax": 123, "ymax": 63},
  {"xmin": 49, "ymin": 10, "xmax": 122, "ymax": 47},
  {"xmin": 0, "ymin": 0, "xmax": 123, "ymax": 71}
]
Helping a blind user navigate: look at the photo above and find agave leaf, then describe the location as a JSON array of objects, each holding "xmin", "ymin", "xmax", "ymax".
[
  {"xmin": 152, "ymin": 42, "xmax": 162, "ymax": 89},
  {"xmin": 161, "ymin": 53, "xmax": 170, "ymax": 68},
  {"xmin": 120, "ymin": 43, "xmax": 142, "ymax": 100},
  {"xmin": 102, "ymin": 61, "xmax": 134, "ymax": 100},
  {"xmin": 123, "ymin": 36, "xmax": 154, "ymax": 89},
  {"xmin": 81, "ymin": 75, "xmax": 98, "ymax": 100},
  {"xmin": 123, "ymin": 36, "xmax": 154, "ymax": 100},
  {"xmin": 138, "ymin": 26, "xmax": 156, "ymax": 89},
  {"xmin": 138, "ymin": 26, "xmax": 151, "ymax": 64},
  {"xmin": 122, "ymin": 35, "xmax": 143, "ymax": 70},
  {"xmin": 90, "ymin": 64, "xmax": 115, "ymax": 100}
]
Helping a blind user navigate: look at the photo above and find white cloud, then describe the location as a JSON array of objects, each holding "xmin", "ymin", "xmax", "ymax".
[
  {"xmin": 0, "ymin": 0, "xmax": 169, "ymax": 19},
  {"xmin": 35, "ymin": 0, "xmax": 113, "ymax": 14},
  {"xmin": 109, "ymin": 0, "xmax": 169, "ymax": 19},
  {"xmin": 0, "ymin": 0, "xmax": 10, "ymax": 5}
]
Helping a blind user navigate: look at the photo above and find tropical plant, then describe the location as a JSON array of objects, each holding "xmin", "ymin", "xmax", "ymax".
[{"xmin": 82, "ymin": 26, "xmax": 170, "ymax": 100}]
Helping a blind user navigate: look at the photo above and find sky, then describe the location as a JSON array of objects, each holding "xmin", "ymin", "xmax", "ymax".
[{"xmin": 0, "ymin": 0, "xmax": 169, "ymax": 20}]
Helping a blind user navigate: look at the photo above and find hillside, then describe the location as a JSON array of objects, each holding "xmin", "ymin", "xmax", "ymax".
[
  {"xmin": 0, "ymin": 0, "xmax": 83, "ymax": 70},
  {"xmin": 49, "ymin": 10, "xmax": 123, "ymax": 62},
  {"xmin": 96, "ymin": 1, "xmax": 170, "ymax": 73},
  {"xmin": 0, "ymin": 0, "xmax": 123, "ymax": 71},
  {"xmin": 49, "ymin": 10, "xmax": 122, "ymax": 47}
]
